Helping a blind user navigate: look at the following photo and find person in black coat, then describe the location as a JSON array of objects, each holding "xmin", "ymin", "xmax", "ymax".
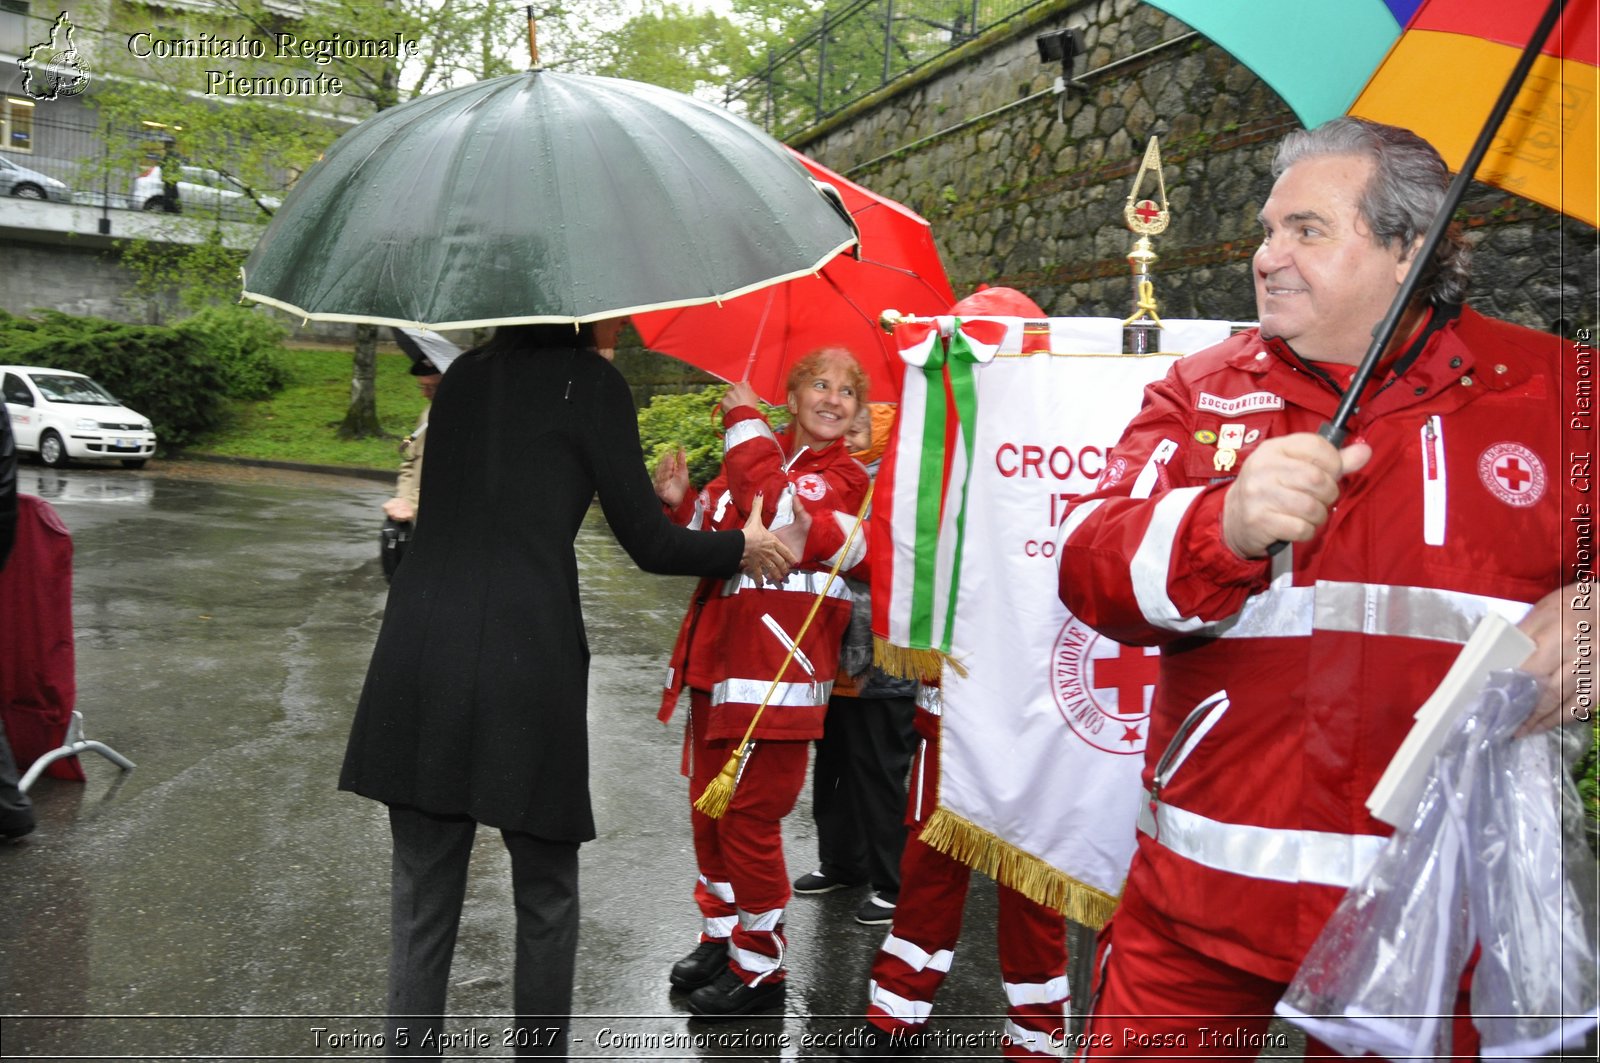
[{"xmin": 340, "ymin": 321, "xmax": 796, "ymax": 1057}]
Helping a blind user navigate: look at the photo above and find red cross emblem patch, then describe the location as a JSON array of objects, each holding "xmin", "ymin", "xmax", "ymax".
[
  {"xmin": 795, "ymin": 473, "xmax": 829, "ymax": 501},
  {"xmin": 1477, "ymin": 442, "xmax": 1545, "ymax": 508}
]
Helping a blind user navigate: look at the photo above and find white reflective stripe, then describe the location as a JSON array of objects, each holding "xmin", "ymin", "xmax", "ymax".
[
  {"xmin": 687, "ymin": 492, "xmax": 708, "ymax": 531},
  {"xmin": 724, "ymin": 418, "xmax": 778, "ymax": 453},
  {"xmin": 916, "ymin": 686, "xmax": 942, "ymax": 714},
  {"xmin": 867, "ymin": 979, "xmax": 933, "ymax": 1024},
  {"xmin": 1198, "ymin": 581, "xmax": 1533, "ymax": 643},
  {"xmin": 1004, "ymin": 975, "xmax": 1070, "ymax": 1007},
  {"xmin": 1003, "ymin": 1019, "xmax": 1062, "ymax": 1057},
  {"xmin": 712, "ymin": 489, "xmax": 732, "ymax": 524},
  {"xmin": 824, "ymin": 510, "xmax": 868, "ymax": 571},
  {"xmin": 730, "ymin": 943, "xmax": 782, "ymax": 974},
  {"xmin": 1139, "ymin": 798, "xmax": 1387, "ymax": 888},
  {"xmin": 1314, "ymin": 582, "xmax": 1532, "ymax": 642},
  {"xmin": 1057, "ymin": 497, "xmax": 1104, "ymax": 551},
  {"xmin": 703, "ymin": 915, "xmax": 737, "ymax": 938},
  {"xmin": 722, "ymin": 568, "xmax": 855, "ymax": 598},
  {"xmin": 1130, "ymin": 486, "xmax": 1211, "ymax": 633},
  {"xmin": 663, "ymin": 665, "xmax": 675, "ymax": 692},
  {"xmin": 697, "ymin": 875, "xmax": 735, "ymax": 904},
  {"xmin": 711, "ymin": 678, "xmax": 832, "ymax": 707},
  {"xmin": 761, "ymin": 614, "xmax": 816, "ymax": 677},
  {"xmin": 737, "ymin": 907, "xmax": 785, "ymax": 932},
  {"xmin": 881, "ymin": 933, "xmax": 954, "ymax": 974}
]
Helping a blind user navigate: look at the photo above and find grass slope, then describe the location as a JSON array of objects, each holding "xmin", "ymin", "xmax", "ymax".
[{"xmin": 189, "ymin": 346, "xmax": 428, "ymax": 471}]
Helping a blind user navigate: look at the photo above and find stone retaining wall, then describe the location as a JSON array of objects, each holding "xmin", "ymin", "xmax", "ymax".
[{"xmin": 795, "ymin": 0, "xmax": 1596, "ymax": 335}]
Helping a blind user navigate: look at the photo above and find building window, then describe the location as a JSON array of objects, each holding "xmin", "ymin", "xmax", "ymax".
[{"xmin": 2, "ymin": 97, "xmax": 35, "ymax": 153}]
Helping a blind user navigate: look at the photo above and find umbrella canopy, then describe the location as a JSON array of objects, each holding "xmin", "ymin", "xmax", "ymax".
[
  {"xmin": 1144, "ymin": 0, "xmax": 1597, "ymax": 225},
  {"xmin": 631, "ymin": 150, "xmax": 954, "ymax": 406},
  {"xmin": 241, "ymin": 71, "xmax": 859, "ymax": 330}
]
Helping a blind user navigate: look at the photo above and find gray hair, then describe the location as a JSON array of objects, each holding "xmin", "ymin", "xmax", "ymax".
[{"xmin": 1273, "ymin": 117, "xmax": 1471, "ymax": 305}]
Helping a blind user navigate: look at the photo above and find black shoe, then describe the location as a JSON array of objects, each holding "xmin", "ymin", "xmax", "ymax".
[
  {"xmin": 669, "ymin": 939, "xmax": 728, "ymax": 991},
  {"xmin": 685, "ymin": 967, "xmax": 786, "ymax": 1019},
  {"xmin": 793, "ymin": 868, "xmax": 863, "ymax": 894},
  {"xmin": 854, "ymin": 893, "xmax": 896, "ymax": 925},
  {"xmin": 839, "ymin": 1023, "xmax": 923, "ymax": 1059},
  {"xmin": 0, "ymin": 816, "xmax": 34, "ymax": 843}
]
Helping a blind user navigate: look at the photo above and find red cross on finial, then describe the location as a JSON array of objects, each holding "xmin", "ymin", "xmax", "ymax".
[{"xmin": 1133, "ymin": 199, "xmax": 1162, "ymax": 224}]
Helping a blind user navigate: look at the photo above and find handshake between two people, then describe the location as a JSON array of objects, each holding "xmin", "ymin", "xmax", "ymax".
[{"xmin": 654, "ymin": 445, "xmax": 808, "ymax": 588}]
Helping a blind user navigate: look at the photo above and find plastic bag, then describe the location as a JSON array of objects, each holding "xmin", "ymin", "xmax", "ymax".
[{"xmin": 1277, "ymin": 670, "xmax": 1598, "ymax": 1058}]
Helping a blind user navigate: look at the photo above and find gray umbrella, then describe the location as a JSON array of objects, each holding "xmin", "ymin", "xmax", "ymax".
[{"xmin": 241, "ymin": 71, "xmax": 858, "ymax": 330}]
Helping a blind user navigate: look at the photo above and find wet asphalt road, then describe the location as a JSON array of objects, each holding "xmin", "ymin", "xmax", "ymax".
[{"xmin": 0, "ymin": 460, "xmax": 1052, "ymax": 1062}]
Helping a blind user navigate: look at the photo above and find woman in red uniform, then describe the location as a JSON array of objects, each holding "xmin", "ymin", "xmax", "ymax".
[{"xmin": 655, "ymin": 348, "xmax": 872, "ymax": 1018}]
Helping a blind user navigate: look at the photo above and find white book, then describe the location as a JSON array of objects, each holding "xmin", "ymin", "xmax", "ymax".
[{"xmin": 1366, "ymin": 612, "xmax": 1534, "ymax": 827}]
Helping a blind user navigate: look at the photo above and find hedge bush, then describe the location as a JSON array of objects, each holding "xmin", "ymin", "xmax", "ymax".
[
  {"xmin": 0, "ymin": 307, "xmax": 286, "ymax": 450},
  {"xmin": 636, "ymin": 385, "xmax": 790, "ymax": 489}
]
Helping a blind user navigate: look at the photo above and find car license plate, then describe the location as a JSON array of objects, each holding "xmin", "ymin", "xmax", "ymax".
[{"xmin": 115, "ymin": 438, "xmax": 136, "ymax": 448}]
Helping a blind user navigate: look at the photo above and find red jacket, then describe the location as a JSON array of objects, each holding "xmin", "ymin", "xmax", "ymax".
[
  {"xmin": 661, "ymin": 406, "xmax": 870, "ymax": 741},
  {"xmin": 1057, "ymin": 306, "xmax": 1567, "ymax": 981}
]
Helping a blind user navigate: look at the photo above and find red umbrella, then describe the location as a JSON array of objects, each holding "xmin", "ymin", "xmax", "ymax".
[{"xmin": 632, "ymin": 149, "xmax": 954, "ymax": 406}]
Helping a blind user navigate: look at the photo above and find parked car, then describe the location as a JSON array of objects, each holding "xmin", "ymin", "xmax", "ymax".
[
  {"xmin": 0, "ymin": 155, "xmax": 70, "ymax": 202},
  {"xmin": 132, "ymin": 164, "xmax": 281, "ymax": 216},
  {"xmin": 0, "ymin": 366, "xmax": 157, "ymax": 468}
]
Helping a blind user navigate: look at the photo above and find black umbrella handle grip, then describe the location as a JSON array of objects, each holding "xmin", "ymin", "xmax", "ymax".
[{"xmin": 1263, "ymin": 420, "xmax": 1347, "ymax": 557}]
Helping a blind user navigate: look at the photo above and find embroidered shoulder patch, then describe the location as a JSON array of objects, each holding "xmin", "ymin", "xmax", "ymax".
[{"xmin": 1196, "ymin": 391, "xmax": 1284, "ymax": 416}]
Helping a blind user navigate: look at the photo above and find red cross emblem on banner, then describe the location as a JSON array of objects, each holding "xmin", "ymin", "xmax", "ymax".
[{"xmin": 1052, "ymin": 616, "xmax": 1155, "ymax": 755}]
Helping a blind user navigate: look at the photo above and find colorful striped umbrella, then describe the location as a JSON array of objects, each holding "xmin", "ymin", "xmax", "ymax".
[{"xmin": 1145, "ymin": 0, "xmax": 1597, "ymax": 225}]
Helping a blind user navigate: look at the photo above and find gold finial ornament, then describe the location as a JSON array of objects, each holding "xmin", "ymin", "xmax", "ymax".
[
  {"xmin": 1123, "ymin": 136, "xmax": 1170, "ymax": 236},
  {"xmin": 1121, "ymin": 136, "xmax": 1169, "ymax": 351}
]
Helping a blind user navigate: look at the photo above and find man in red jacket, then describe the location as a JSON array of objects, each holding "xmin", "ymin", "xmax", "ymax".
[{"xmin": 1057, "ymin": 117, "xmax": 1580, "ymax": 1056}]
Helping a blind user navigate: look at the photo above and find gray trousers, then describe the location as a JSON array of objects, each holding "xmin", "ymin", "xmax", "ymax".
[{"xmin": 385, "ymin": 805, "xmax": 578, "ymax": 1059}]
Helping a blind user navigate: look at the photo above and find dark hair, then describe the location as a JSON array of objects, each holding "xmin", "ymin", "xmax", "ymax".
[
  {"xmin": 1274, "ymin": 117, "xmax": 1471, "ymax": 305},
  {"xmin": 489, "ymin": 322, "xmax": 598, "ymax": 350}
]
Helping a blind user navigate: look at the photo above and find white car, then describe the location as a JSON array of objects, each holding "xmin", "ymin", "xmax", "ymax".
[
  {"xmin": 131, "ymin": 164, "xmax": 281, "ymax": 217},
  {"xmin": 1, "ymin": 366, "xmax": 157, "ymax": 468}
]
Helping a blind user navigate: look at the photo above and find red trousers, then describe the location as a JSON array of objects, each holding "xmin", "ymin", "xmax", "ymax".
[
  {"xmin": 1078, "ymin": 890, "xmax": 1480, "ymax": 1061},
  {"xmin": 865, "ymin": 711, "xmax": 1071, "ymax": 1058},
  {"xmin": 688, "ymin": 690, "xmax": 808, "ymax": 985}
]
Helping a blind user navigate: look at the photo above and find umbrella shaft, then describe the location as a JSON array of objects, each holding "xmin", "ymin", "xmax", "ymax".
[{"xmin": 1328, "ymin": 0, "xmax": 1570, "ymax": 436}]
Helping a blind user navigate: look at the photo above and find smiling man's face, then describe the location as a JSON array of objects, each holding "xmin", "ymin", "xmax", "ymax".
[{"xmin": 1253, "ymin": 153, "xmax": 1414, "ymax": 365}]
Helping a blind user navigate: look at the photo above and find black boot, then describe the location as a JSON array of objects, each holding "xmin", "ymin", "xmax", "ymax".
[
  {"xmin": 685, "ymin": 967, "xmax": 785, "ymax": 1019},
  {"xmin": 669, "ymin": 939, "xmax": 727, "ymax": 991}
]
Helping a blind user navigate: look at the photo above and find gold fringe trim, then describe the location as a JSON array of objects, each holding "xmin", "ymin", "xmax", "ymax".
[
  {"xmin": 873, "ymin": 637, "xmax": 968, "ymax": 680},
  {"xmin": 917, "ymin": 807, "xmax": 1120, "ymax": 930}
]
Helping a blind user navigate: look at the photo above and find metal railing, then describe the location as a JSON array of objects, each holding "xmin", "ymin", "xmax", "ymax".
[{"xmin": 725, "ymin": 0, "xmax": 1060, "ymax": 138}]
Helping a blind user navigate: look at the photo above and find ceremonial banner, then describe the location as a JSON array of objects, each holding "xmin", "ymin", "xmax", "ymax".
[{"xmin": 873, "ymin": 315, "xmax": 1232, "ymax": 926}]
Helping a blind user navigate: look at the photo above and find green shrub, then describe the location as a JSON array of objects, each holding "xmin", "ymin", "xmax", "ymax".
[
  {"xmin": 0, "ymin": 309, "xmax": 226, "ymax": 449},
  {"xmin": 175, "ymin": 306, "xmax": 288, "ymax": 400},
  {"xmin": 636, "ymin": 385, "xmax": 790, "ymax": 489}
]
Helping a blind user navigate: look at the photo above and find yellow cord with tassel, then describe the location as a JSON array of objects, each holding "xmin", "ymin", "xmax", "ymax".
[
  {"xmin": 694, "ymin": 484, "xmax": 874, "ymax": 819},
  {"xmin": 1121, "ymin": 279, "xmax": 1163, "ymax": 327}
]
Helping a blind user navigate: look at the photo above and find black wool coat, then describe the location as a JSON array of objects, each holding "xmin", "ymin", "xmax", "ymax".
[{"xmin": 339, "ymin": 341, "xmax": 743, "ymax": 841}]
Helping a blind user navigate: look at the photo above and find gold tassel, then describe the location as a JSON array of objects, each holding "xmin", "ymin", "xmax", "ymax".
[
  {"xmin": 694, "ymin": 485, "xmax": 874, "ymax": 819},
  {"xmin": 693, "ymin": 744, "xmax": 743, "ymax": 818},
  {"xmin": 872, "ymin": 637, "xmax": 968, "ymax": 681},
  {"xmin": 918, "ymin": 807, "xmax": 1120, "ymax": 929}
]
